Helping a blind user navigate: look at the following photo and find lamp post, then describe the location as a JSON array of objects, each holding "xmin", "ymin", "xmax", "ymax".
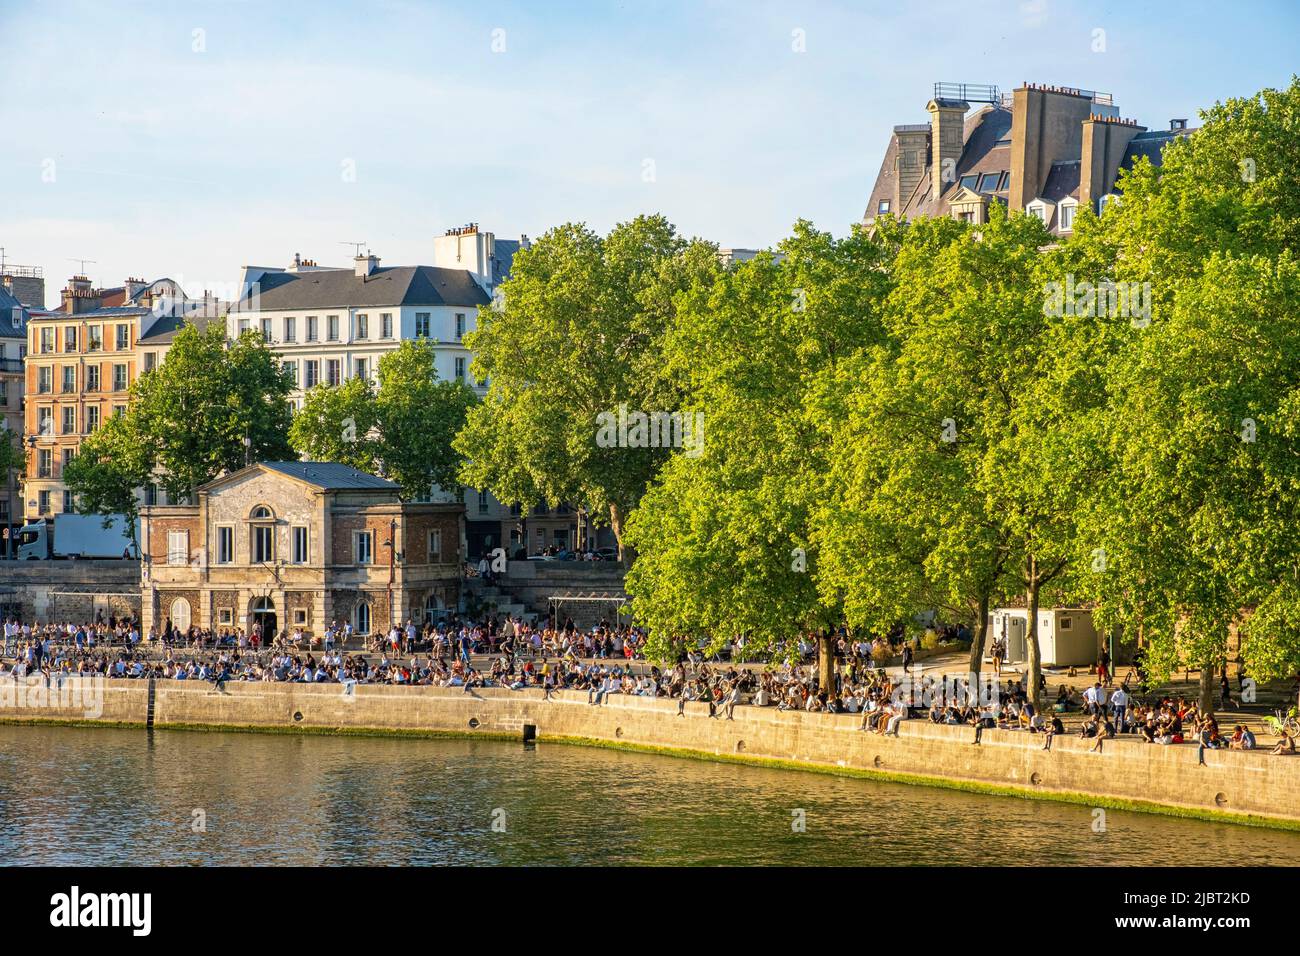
[{"xmin": 384, "ymin": 518, "xmax": 397, "ymax": 632}]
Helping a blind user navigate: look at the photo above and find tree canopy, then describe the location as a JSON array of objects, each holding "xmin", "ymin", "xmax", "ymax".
[
  {"xmin": 454, "ymin": 214, "xmax": 721, "ymax": 557},
  {"xmin": 64, "ymin": 322, "xmax": 295, "ymax": 523},
  {"xmin": 615, "ymin": 76, "xmax": 1300, "ymax": 709}
]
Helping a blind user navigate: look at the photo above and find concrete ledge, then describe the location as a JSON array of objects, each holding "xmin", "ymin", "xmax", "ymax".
[{"xmin": 1, "ymin": 680, "xmax": 1297, "ymax": 829}]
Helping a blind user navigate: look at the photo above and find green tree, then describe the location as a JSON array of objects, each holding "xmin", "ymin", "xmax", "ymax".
[
  {"xmin": 62, "ymin": 412, "xmax": 151, "ymax": 556},
  {"xmin": 64, "ymin": 322, "xmax": 294, "ymax": 534},
  {"xmin": 1070, "ymin": 77, "xmax": 1300, "ymax": 710},
  {"xmin": 455, "ymin": 215, "xmax": 720, "ymax": 559},
  {"xmin": 374, "ymin": 338, "xmax": 478, "ymax": 500},
  {"xmin": 289, "ymin": 376, "xmax": 381, "ymax": 474},
  {"xmin": 131, "ymin": 323, "xmax": 295, "ymax": 500},
  {"xmin": 624, "ymin": 221, "xmax": 895, "ymax": 689},
  {"xmin": 1078, "ymin": 253, "xmax": 1300, "ymax": 710},
  {"xmin": 814, "ymin": 207, "xmax": 1080, "ymax": 707},
  {"xmin": 0, "ymin": 424, "xmax": 23, "ymax": 476}
]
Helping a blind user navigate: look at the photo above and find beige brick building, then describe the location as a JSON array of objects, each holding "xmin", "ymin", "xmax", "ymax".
[
  {"xmin": 139, "ymin": 461, "xmax": 463, "ymax": 640},
  {"xmin": 23, "ymin": 274, "xmax": 226, "ymax": 519}
]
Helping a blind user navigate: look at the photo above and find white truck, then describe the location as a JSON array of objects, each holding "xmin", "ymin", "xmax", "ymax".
[{"xmin": 16, "ymin": 514, "xmax": 139, "ymax": 560}]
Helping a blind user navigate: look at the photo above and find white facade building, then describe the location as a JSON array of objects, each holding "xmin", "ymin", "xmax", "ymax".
[
  {"xmin": 228, "ymin": 251, "xmax": 494, "ymax": 404},
  {"xmin": 227, "ymin": 227, "xmax": 558, "ymax": 558}
]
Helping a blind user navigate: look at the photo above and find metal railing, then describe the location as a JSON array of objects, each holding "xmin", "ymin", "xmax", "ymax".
[
  {"xmin": 934, "ymin": 82, "xmax": 1001, "ymax": 104},
  {"xmin": 0, "ymin": 264, "xmax": 42, "ymax": 278}
]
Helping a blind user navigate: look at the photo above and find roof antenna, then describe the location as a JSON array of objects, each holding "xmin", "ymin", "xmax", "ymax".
[
  {"xmin": 66, "ymin": 257, "xmax": 97, "ymax": 276},
  {"xmin": 339, "ymin": 241, "xmax": 368, "ymax": 257}
]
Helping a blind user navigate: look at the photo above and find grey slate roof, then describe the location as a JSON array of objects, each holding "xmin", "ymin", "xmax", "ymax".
[
  {"xmin": 1040, "ymin": 161, "xmax": 1082, "ymax": 203},
  {"xmin": 1118, "ymin": 128, "xmax": 1194, "ymax": 175},
  {"xmin": 138, "ymin": 313, "xmax": 213, "ymax": 344},
  {"xmin": 0, "ymin": 286, "xmax": 25, "ymax": 338},
  {"xmin": 125, "ymin": 277, "xmax": 183, "ymax": 305},
  {"xmin": 865, "ymin": 106, "xmax": 1014, "ymax": 222},
  {"xmin": 29, "ymin": 306, "xmax": 150, "ymax": 320},
  {"xmin": 259, "ymin": 461, "xmax": 399, "ymax": 491},
  {"xmin": 234, "ymin": 265, "xmax": 490, "ymax": 312},
  {"xmin": 865, "ymin": 98, "xmax": 1193, "ymax": 228},
  {"xmin": 491, "ymin": 239, "xmax": 521, "ymax": 284}
]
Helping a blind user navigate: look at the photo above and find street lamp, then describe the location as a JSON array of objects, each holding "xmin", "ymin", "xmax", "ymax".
[{"xmin": 383, "ymin": 518, "xmax": 397, "ymax": 632}]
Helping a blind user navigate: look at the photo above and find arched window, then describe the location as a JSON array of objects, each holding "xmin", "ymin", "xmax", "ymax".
[
  {"xmin": 169, "ymin": 597, "xmax": 191, "ymax": 632},
  {"xmin": 354, "ymin": 602, "xmax": 372, "ymax": 636},
  {"xmin": 250, "ymin": 505, "xmax": 273, "ymax": 520}
]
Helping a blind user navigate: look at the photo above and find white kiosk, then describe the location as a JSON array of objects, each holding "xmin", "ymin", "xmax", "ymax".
[{"xmin": 986, "ymin": 607, "xmax": 1099, "ymax": 667}]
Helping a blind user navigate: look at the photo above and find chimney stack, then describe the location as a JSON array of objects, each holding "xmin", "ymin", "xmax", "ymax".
[
  {"xmin": 1009, "ymin": 83, "xmax": 1096, "ymax": 211},
  {"xmin": 892, "ymin": 124, "xmax": 931, "ymax": 213},
  {"xmin": 926, "ymin": 97, "xmax": 969, "ymax": 201},
  {"xmin": 61, "ymin": 275, "xmax": 101, "ymax": 315},
  {"xmin": 354, "ymin": 252, "xmax": 380, "ymax": 279},
  {"xmin": 1080, "ymin": 114, "xmax": 1145, "ymax": 212}
]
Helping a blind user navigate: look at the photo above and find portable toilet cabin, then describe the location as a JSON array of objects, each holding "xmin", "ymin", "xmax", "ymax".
[
  {"xmin": 986, "ymin": 607, "xmax": 1099, "ymax": 667},
  {"xmin": 1039, "ymin": 608, "xmax": 1099, "ymax": 667},
  {"xmin": 986, "ymin": 608, "xmax": 1030, "ymax": 664}
]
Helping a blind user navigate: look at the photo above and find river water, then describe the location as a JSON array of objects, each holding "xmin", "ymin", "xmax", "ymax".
[{"xmin": 0, "ymin": 725, "xmax": 1296, "ymax": 866}]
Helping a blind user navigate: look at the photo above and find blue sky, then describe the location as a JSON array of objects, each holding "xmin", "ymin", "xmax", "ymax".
[{"xmin": 2, "ymin": 0, "xmax": 1297, "ymax": 307}]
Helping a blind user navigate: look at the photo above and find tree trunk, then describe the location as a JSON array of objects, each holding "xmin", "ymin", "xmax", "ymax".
[
  {"xmin": 817, "ymin": 631, "xmax": 835, "ymax": 698},
  {"xmin": 1025, "ymin": 580, "xmax": 1042, "ymax": 711},
  {"xmin": 967, "ymin": 592, "xmax": 990, "ymax": 688},
  {"xmin": 608, "ymin": 501, "xmax": 636, "ymax": 566},
  {"xmin": 1199, "ymin": 659, "xmax": 1215, "ymax": 716}
]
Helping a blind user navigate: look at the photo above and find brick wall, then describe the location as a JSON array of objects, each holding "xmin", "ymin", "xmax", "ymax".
[
  {"xmin": 330, "ymin": 514, "xmax": 394, "ymax": 566},
  {"xmin": 147, "ymin": 514, "xmax": 202, "ymax": 565}
]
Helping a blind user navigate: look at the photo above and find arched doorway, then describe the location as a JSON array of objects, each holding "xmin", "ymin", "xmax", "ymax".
[
  {"xmin": 353, "ymin": 601, "xmax": 372, "ymax": 636},
  {"xmin": 169, "ymin": 597, "xmax": 192, "ymax": 633},
  {"xmin": 423, "ymin": 593, "xmax": 444, "ymax": 625},
  {"xmin": 250, "ymin": 596, "xmax": 277, "ymax": 644}
]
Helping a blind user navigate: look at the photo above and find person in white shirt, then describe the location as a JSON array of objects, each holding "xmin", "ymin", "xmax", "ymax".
[{"xmin": 1109, "ymin": 687, "xmax": 1129, "ymax": 731}]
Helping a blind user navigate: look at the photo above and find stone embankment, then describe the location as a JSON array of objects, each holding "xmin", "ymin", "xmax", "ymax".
[{"xmin": 2, "ymin": 679, "xmax": 1297, "ymax": 828}]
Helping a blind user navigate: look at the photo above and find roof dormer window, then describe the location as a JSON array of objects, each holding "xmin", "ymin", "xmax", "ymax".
[
  {"xmin": 1058, "ymin": 198, "xmax": 1078, "ymax": 232},
  {"xmin": 1025, "ymin": 199, "xmax": 1053, "ymax": 225}
]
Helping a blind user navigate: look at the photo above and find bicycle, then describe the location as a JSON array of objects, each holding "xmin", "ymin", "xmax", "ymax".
[{"xmin": 1264, "ymin": 706, "xmax": 1300, "ymax": 739}]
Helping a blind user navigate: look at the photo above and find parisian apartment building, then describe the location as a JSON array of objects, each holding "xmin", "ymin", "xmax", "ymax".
[
  {"xmin": 22, "ymin": 274, "xmax": 227, "ymax": 519},
  {"xmin": 864, "ymin": 81, "xmax": 1195, "ymax": 233},
  {"xmin": 226, "ymin": 225, "xmax": 612, "ymax": 559}
]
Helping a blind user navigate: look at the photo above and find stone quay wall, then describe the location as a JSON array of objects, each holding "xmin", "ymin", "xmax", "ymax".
[
  {"xmin": 1, "ymin": 679, "xmax": 1298, "ymax": 828},
  {"xmin": 0, "ymin": 559, "xmax": 141, "ymax": 622}
]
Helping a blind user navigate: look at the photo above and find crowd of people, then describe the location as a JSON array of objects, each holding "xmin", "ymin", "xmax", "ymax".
[{"xmin": 1, "ymin": 612, "xmax": 1296, "ymax": 757}]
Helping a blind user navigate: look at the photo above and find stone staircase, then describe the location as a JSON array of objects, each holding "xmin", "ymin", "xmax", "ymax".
[
  {"xmin": 463, "ymin": 561, "xmax": 630, "ymax": 630},
  {"xmin": 464, "ymin": 578, "xmax": 541, "ymax": 626}
]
